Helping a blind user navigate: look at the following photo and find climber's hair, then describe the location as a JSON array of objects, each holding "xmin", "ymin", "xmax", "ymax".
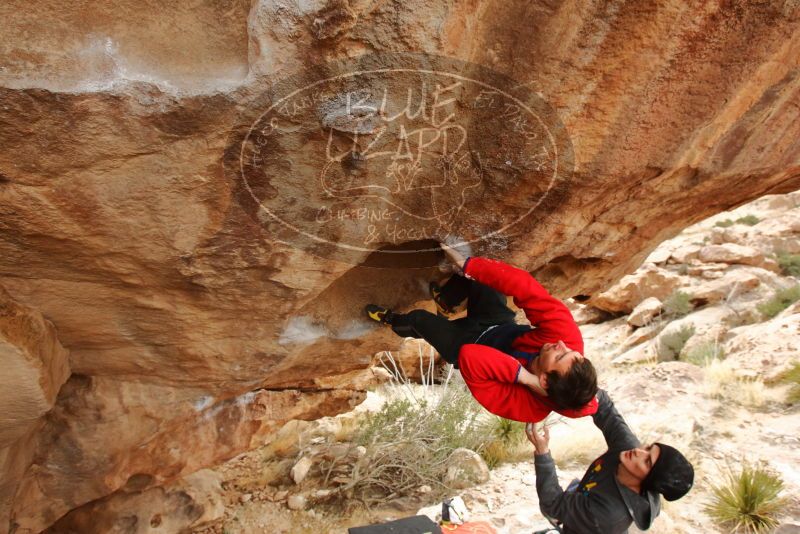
[{"xmin": 546, "ymin": 358, "xmax": 598, "ymax": 410}]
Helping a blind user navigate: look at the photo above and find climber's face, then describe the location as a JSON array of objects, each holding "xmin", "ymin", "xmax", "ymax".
[{"xmin": 537, "ymin": 340, "xmax": 584, "ymax": 376}]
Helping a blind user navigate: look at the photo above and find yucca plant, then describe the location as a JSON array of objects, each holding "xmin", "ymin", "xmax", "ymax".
[
  {"xmin": 705, "ymin": 461, "xmax": 788, "ymax": 533},
  {"xmin": 478, "ymin": 415, "xmax": 527, "ymax": 467}
]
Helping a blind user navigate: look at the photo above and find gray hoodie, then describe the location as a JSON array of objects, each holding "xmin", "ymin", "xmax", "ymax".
[{"xmin": 534, "ymin": 389, "xmax": 661, "ymax": 534}]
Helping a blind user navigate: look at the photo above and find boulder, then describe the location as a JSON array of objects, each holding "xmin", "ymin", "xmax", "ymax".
[
  {"xmin": 766, "ymin": 192, "xmax": 800, "ymax": 210},
  {"xmin": 698, "ymin": 243, "xmax": 765, "ymax": 267},
  {"xmin": 723, "ymin": 308, "xmax": 800, "ymax": 381},
  {"xmin": 627, "ymin": 297, "xmax": 663, "ymax": 327},
  {"xmin": 655, "ymin": 306, "xmax": 736, "ymax": 361},
  {"xmin": 710, "ymin": 226, "xmax": 749, "ymax": 245},
  {"xmin": 645, "ymin": 247, "xmax": 673, "ymax": 265},
  {"xmin": 571, "ymin": 305, "xmax": 612, "ymax": 326},
  {"xmin": 669, "ymin": 244, "xmax": 702, "ymax": 264},
  {"xmin": 0, "ymin": 287, "xmax": 70, "ymax": 448},
  {"xmin": 688, "ymin": 271, "xmax": 761, "ymax": 305},
  {"xmin": 291, "ymin": 456, "xmax": 314, "ymax": 484},
  {"xmin": 686, "ymin": 262, "xmax": 728, "ymax": 278},
  {"xmin": 620, "ymin": 322, "xmax": 664, "ymax": 350},
  {"xmin": 581, "ymin": 317, "xmax": 634, "ymax": 353},
  {"xmin": 287, "ymin": 494, "xmax": 307, "ymax": 510},
  {"xmin": 612, "ymin": 341, "xmax": 657, "ymax": 366},
  {"xmin": 590, "ymin": 265, "xmax": 682, "ymax": 314},
  {"xmin": 0, "ymin": 288, "xmax": 70, "ymax": 527},
  {"xmin": 46, "ymin": 469, "xmax": 225, "ymax": 533},
  {"xmin": 444, "ymin": 448, "xmax": 490, "ymax": 489}
]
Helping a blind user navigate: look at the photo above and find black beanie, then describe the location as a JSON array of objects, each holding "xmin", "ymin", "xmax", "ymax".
[{"xmin": 641, "ymin": 443, "xmax": 694, "ymax": 501}]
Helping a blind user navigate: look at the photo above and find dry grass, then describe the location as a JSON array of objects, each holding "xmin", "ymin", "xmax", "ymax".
[
  {"xmin": 701, "ymin": 361, "xmax": 781, "ymax": 408},
  {"xmin": 776, "ymin": 362, "xmax": 800, "ymax": 404},
  {"xmin": 738, "ymin": 379, "xmax": 767, "ymax": 409},
  {"xmin": 702, "ymin": 359, "xmax": 738, "ymax": 399},
  {"xmin": 546, "ymin": 415, "xmax": 605, "ymax": 469}
]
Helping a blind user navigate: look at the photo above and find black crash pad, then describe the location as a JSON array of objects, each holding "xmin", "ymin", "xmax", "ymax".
[{"xmin": 348, "ymin": 515, "xmax": 442, "ymax": 534}]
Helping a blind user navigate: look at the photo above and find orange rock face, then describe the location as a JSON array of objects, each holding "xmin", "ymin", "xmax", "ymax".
[{"xmin": 1, "ymin": 0, "xmax": 800, "ymax": 531}]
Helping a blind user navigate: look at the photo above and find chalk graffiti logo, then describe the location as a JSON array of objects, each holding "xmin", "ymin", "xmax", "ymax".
[{"xmin": 230, "ymin": 53, "xmax": 573, "ymax": 265}]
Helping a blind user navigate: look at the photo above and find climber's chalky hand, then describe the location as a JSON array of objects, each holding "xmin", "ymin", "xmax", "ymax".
[{"xmin": 439, "ymin": 241, "xmax": 467, "ymax": 270}]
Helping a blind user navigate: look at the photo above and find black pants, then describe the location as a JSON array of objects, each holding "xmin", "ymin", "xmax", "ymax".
[{"xmin": 390, "ymin": 275, "xmax": 516, "ymax": 367}]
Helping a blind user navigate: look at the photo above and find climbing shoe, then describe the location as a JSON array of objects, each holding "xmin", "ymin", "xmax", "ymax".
[
  {"xmin": 429, "ymin": 281, "xmax": 454, "ymax": 315},
  {"xmin": 365, "ymin": 304, "xmax": 393, "ymax": 325}
]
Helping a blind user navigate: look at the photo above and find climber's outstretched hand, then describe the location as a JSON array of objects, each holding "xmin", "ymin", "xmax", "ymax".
[
  {"xmin": 439, "ymin": 241, "xmax": 467, "ymax": 271},
  {"xmin": 526, "ymin": 422, "xmax": 550, "ymax": 456}
]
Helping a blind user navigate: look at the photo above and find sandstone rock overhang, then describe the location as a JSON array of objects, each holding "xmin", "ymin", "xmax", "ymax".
[{"xmin": 1, "ymin": 0, "xmax": 800, "ymax": 531}]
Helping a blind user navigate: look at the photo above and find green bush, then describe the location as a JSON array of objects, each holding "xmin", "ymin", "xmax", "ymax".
[
  {"xmin": 714, "ymin": 215, "xmax": 759, "ymax": 228},
  {"xmin": 757, "ymin": 284, "xmax": 800, "ymax": 319},
  {"xmin": 663, "ymin": 290, "xmax": 692, "ymax": 317},
  {"xmin": 705, "ymin": 461, "xmax": 787, "ymax": 533},
  {"xmin": 776, "ymin": 252, "xmax": 800, "ymax": 277},
  {"xmin": 657, "ymin": 325, "xmax": 695, "ymax": 361},
  {"xmin": 735, "ymin": 215, "xmax": 760, "ymax": 226},
  {"xmin": 683, "ymin": 341, "xmax": 724, "ymax": 366}
]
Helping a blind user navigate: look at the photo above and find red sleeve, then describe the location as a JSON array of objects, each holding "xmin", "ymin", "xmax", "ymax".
[
  {"xmin": 463, "ymin": 257, "xmax": 583, "ymax": 354},
  {"xmin": 555, "ymin": 397, "xmax": 598, "ymax": 418},
  {"xmin": 458, "ymin": 344, "xmax": 552, "ymax": 423},
  {"xmin": 458, "ymin": 344, "xmax": 598, "ymax": 422}
]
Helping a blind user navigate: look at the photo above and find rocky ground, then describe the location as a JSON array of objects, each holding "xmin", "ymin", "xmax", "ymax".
[{"xmin": 189, "ymin": 192, "xmax": 800, "ymax": 534}]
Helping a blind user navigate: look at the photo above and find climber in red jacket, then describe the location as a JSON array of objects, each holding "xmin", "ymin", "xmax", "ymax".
[{"xmin": 365, "ymin": 243, "xmax": 598, "ymax": 423}]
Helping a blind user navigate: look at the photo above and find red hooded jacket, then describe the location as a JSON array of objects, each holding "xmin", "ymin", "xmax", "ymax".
[{"xmin": 458, "ymin": 256, "xmax": 598, "ymax": 422}]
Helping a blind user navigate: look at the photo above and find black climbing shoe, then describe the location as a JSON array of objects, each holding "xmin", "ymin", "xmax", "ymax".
[
  {"xmin": 429, "ymin": 281, "xmax": 454, "ymax": 315},
  {"xmin": 365, "ymin": 304, "xmax": 393, "ymax": 325}
]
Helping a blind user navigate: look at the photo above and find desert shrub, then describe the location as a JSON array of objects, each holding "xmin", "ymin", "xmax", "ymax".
[
  {"xmin": 338, "ymin": 375, "xmax": 497, "ymax": 505},
  {"xmin": 715, "ymin": 219, "xmax": 735, "ymax": 228},
  {"xmin": 677, "ymin": 264, "xmax": 689, "ymax": 276},
  {"xmin": 735, "ymin": 215, "xmax": 760, "ymax": 226},
  {"xmin": 705, "ymin": 461, "xmax": 787, "ymax": 533},
  {"xmin": 683, "ymin": 341, "xmax": 724, "ymax": 366},
  {"xmin": 663, "ymin": 290, "xmax": 692, "ymax": 317},
  {"xmin": 776, "ymin": 362, "xmax": 800, "ymax": 404},
  {"xmin": 757, "ymin": 284, "xmax": 800, "ymax": 319},
  {"xmin": 657, "ymin": 325, "xmax": 695, "ymax": 361},
  {"xmin": 776, "ymin": 252, "xmax": 800, "ymax": 277}
]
